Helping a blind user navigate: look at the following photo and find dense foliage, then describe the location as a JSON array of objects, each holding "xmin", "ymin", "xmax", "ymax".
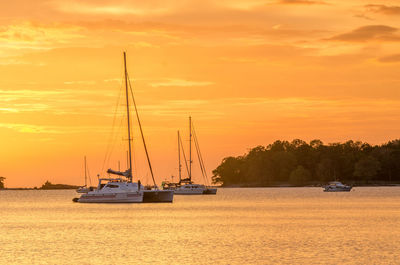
[
  {"xmin": 0, "ymin": 176, "xmax": 5, "ymax": 189},
  {"xmin": 212, "ymin": 139, "xmax": 400, "ymax": 186}
]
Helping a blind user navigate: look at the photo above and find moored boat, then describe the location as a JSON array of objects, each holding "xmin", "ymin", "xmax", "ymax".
[
  {"xmin": 323, "ymin": 181, "xmax": 352, "ymax": 192},
  {"xmin": 77, "ymin": 178, "xmax": 143, "ymax": 203},
  {"xmin": 203, "ymin": 187, "xmax": 217, "ymax": 194},
  {"xmin": 143, "ymin": 189, "xmax": 174, "ymax": 202},
  {"xmin": 76, "ymin": 156, "xmax": 92, "ymax": 193},
  {"xmin": 74, "ymin": 52, "xmax": 173, "ymax": 203},
  {"xmin": 174, "ymin": 183, "xmax": 205, "ymax": 195},
  {"xmin": 163, "ymin": 117, "xmax": 217, "ymax": 195}
]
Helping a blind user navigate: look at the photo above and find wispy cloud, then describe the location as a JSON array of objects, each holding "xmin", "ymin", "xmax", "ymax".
[
  {"xmin": 0, "ymin": 90, "xmax": 64, "ymax": 101},
  {"xmin": 365, "ymin": 4, "xmax": 400, "ymax": 16},
  {"xmin": 0, "ymin": 89, "xmax": 114, "ymax": 115},
  {"xmin": 150, "ymin": 78, "xmax": 214, "ymax": 87},
  {"xmin": 378, "ymin": 54, "xmax": 400, "ymax": 63},
  {"xmin": 0, "ymin": 59, "xmax": 46, "ymax": 66},
  {"xmin": 278, "ymin": 0, "xmax": 327, "ymax": 5},
  {"xmin": 0, "ymin": 122, "xmax": 115, "ymax": 134},
  {"xmin": 63, "ymin": 80, "xmax": 96, "ymax": 85},
  {"xmin": 53, "ymin": 2, "xmax": 170, "ymax": 16},
  {"xmin": 0, "ymin": 103, "xmax": 49, "ymax": 113},
  {"xmin": 0, "ymin": 123, "xmax": 63, "ymax": 134},
  {"xmin": 326, "ymin": 25, "xmax": 400, "ymax": 42},
  {"xmin": 0, "ymin": 21, "xmax": 84, "ymax": 50}
]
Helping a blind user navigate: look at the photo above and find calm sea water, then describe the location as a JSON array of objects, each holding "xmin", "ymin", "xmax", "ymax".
[{"xmin": 0, "ymin": 187, "xmax": 399, "ymax": 264}]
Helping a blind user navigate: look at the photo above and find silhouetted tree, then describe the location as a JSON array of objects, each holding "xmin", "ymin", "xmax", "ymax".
[
  {"xmin": 0, "ymin": 176, "xmax": 5, "ymax": 189},
  {"xmin": 354, "ymin": 156, "xmax": 381, "ymax": 183},
  {"xmin": 289, "ymin": 166, "xmax": 311, "ymax": 186}
]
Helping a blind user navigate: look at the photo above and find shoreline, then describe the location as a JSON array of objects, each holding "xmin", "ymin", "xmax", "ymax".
[
  {"xmin": 1, "ymin": 187, "xmax": 79, "ymax": 190},
  {"xmin": 220, "ymin": 183, "xmax": 400, "ymax": 188},
  {"xmin": 2, "ymin": 183, "xmax": 400, "ymax": 190}
]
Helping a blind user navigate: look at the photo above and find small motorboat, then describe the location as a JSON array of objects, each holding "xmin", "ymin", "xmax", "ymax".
[{"xmin": 323, "ymin": 181, "xmax": 352, "ymax": 192}]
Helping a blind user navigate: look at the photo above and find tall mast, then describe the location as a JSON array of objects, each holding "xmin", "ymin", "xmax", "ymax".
[
  {"xmin": 178, "ymin": 130, "xmax": 182, "ymax": 182},
  {"xmin": 84, "ymin": 156, "xmax": 87, "ymax": 187},
  {"xmin": 189, "ymin": 116, "xmax": 192, "ymax": 181},
  {"xmin": 124, "ymin": 52, "xmax": 133, "ymax": 182}
]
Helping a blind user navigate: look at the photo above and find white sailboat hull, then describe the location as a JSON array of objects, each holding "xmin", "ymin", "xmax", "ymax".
[{"xmin": 78, "ymin": 191, "xmax": 143, "ymax": 203}]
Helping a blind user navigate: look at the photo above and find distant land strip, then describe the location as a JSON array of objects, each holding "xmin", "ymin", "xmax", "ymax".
[{"xmin": 0, "ymin": 181, "xmax": 80, "ymax": 190}]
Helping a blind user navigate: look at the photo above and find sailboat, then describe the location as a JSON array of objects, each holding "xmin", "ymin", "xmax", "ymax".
[
  {"xmin": 74, "ymin": 52, "xmax": 173, "ymax": 203},
  {"xmin": 76, "ymin": 156, "xmax": 93, "ymax": 193},
  {"xmin": 163, "ymin": 117, "xmax": 217, "ymax": 195}
]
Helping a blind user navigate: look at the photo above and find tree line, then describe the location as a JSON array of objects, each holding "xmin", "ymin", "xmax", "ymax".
[{"xmin": 212, "ymin": 139, "xmax": 400, "ymax": 186}]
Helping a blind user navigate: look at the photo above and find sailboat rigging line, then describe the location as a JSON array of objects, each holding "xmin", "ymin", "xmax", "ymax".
[
  {"xmin": 132, "ymin": 132, "xmax": 139, "ymax": 180},
  {"xmin": 127, "ymin": 72, "xmax": 157, "ymax": 188},
  {"xmin": 84, "ymin": 156, "xmax": 87, "ymax": 187},
  {"xmin": 101, "ymin": 71, "xmax": 124, "ymax": 175},
  {"xmin": 178, "ymin": 131, "xmax": 181, "ymax": 181},
  {"xmin": 192, "ymin": 123, "xmax": 210, "ymax": 186},
  {"xmin": 179, "ymin": 132, "xmax": 190, "ymax": 180},
  {"xmin": 193, "ymin": 129, "xmax": 208, "ymax": 184},
  {"xmin": 189, "ymin": 116, "xmax": 192, "ymax": 181},
  {"xmin": 86, "ymin": 160, "xmax": 92, "ymax": 187},
  {"xmin": 104, "ymin": 114, "xmax": 124, "ymax": 174}
]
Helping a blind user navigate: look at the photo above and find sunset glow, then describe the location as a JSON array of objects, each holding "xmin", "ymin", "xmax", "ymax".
[{"xmin": 1, "ymin": 0, "xmax": 400, "ymax": 187}]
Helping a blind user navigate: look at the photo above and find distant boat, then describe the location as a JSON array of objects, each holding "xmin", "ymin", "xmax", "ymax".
[
  {"xmin": 163, "ymin": 117, "xmax": 217, "ymax": 195},
  {"xmin": 76, "ymin": 156, "xmax": 92, "ymax": 193},
  {"xmin": 74, "ymin": 52, "xmax": 173, "ymax": 203},
  {"xmin": 323, "ymin": 181, "xmax": 352, "ymax": 192}
]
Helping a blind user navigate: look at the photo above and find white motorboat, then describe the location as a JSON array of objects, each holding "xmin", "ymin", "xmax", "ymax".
[
  {"xmin": 74, "ymin": 52, "xmax": 173, "ymax": 203},
  {"xmin": 323, "ymin": 181, "xmax": 352, "ymax": 192}
]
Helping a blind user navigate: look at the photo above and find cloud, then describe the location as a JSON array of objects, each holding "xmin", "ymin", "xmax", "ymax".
[
  {"xmin": 0, "ymin": 89, "xmax": 64, "ymax": 101},
  {"xmin": 150, "ymin": 79, "xmax": 214, "ymax": 87},
  {"xmin": 365, "ymin": 4, "xmax": 400, "ymax": 15},
  {"xmin": 327, "ymin": 25, "xmax": 400, "ymax": 42},
  {"xmin": 53, "ymin": 1, "xmax": 170, "ymax": 16},
  {"xmin": 0, "ymin": 123, "xmax": 62, "ymax": 134},
  {"xmin": 0, "ymin": 103, "xmax": 49, "ymax": 113},
  {"xmin": 0, "ymin": 59, "xmax": 46, "ymax": 66},
  {"xmin": 0, "ymin": 89, "xmax": 115, "ymax": 115},
  {"xmin": 63, "ymin": 80, "xmax": 96, "ymax": 85},
  {"xmin": 278, "ymin": 0, "xmax": 326, "ymax": 4},
  {"xmin": 0, "ymin": 122, "xmax": 113, "ymax": 134},
  {"xmin": 378, "ymin": 54, "xmax": 400, "ymax": 63},
  {"xmin": 0, "ymin": 21, "xmax": 84, "ymax": 50}
]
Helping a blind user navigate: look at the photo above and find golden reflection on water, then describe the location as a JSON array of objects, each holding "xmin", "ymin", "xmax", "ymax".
[{"xmin": 0, "ymin": 188, "xmax": 399, "ymax": 264}]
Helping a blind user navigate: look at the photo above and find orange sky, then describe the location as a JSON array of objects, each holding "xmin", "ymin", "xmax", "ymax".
[{"xmin": 1, "ymin": 0, "xmax": 400, "ymax": 187}]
